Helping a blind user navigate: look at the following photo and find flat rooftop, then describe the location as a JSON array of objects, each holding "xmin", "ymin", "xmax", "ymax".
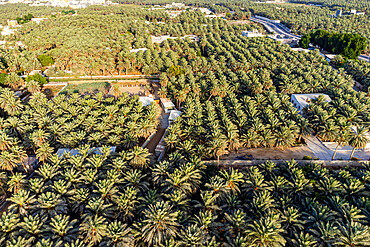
[{"xmin": 292, "ymin": 93, "xmax": 331, "ymax": 108}]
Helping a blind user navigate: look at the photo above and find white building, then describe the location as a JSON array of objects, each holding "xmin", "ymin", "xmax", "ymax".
[
  {"xmin": 242, "ymin": 29, "xmax": 264, "ymax": 38},
  {"xmin": 169, "ymin": 110, "xmax": 181, "ymax": 125},
  {"xmin": 1, "ymin": 26, "xmax": 16, "ymax": 36},
  {"xmin": 139, "ymin": 96, "xmax": 155, "ymax": 107},
  {"xmin": 31, "ymin": 18, "xmax": 48, "ymax": 24},
  {"xmin": 291, "ymin": 93, "xmax": 332, "ymax": 114},
  {"xmin": 160, "ymin": 98, "xmax": 176, "ymax": 113},
  {"xmin": 130, "ymin": 48, "xmax": 148, "ymax": 53},
  {"xmin": 57, "ymin": 147, "xmax": 116, "ymax": 157}
]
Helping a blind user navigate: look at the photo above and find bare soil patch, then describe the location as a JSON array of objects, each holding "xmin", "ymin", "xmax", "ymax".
[
  {"xmin": 42, "ymin": 85, "xmax": 65, "ymax": 99},
  {"xmin": 222, "ymin": 145, "xmax": 315, "ymax": 160},
  {"xmin": 227, "ymin": 20, "xmax": 252, "ymax": 25}
]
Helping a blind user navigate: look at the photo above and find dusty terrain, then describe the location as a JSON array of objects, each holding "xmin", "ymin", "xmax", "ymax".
[{"xmin": 222, "ymin": 145, "xmax": 315, "ymax": 160}]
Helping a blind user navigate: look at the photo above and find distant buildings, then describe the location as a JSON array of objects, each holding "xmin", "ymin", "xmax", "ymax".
[
  {"xmin": 31, "ymin": 17, "xmax": 48, "ymax": 24},
  {"xmin": 242, "ymin": 29, "xmax": 264, "ymax": 38},
  {"xmin": 1, "ymin": 26, "xmax": 16, "ymax": 36},
  {"xmin": 1, "ymin": 0, "xmax": 109, "ymax": 8},
  {"xmin": 130, "ymin": 48, "xmax": 148, "ymax": 53},
  {"xmin": 165, "ymin": 2, "xmax": 185, "ymax": 9},
  {"xmin": 332, "ymin": 9, "xmax": 365, "ymax": 18},
  {"xmin": 291, "ymin": 93, "xmax": 332, "ymax": 114},
  {"xmin": 150, "ymin": 35, "xmax": 199, "ymax": 44},
  {"xmin": 7, "ymin": 20, "xmax": 18, "ymax": 27}
]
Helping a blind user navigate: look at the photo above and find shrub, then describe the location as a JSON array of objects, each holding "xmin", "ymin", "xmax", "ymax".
[
  {"xmin": 37, "ymin": 55, "xmax": 54, "ymax": 67},
  {"xmin": 303, "ymin": 155, "xmax": 312, "ymax": 160},
  {"xmin": 0, "ymin": 73, "xmax": 7, "ymax": 85},
  {"xmin": 26, "ymin": 73, "xmax": 47, "ymax": 86}
]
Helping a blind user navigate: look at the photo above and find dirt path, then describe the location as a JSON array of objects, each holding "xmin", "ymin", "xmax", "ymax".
[
  {"xmin": 146, "ymin": 128, "xmax": 166, "ymax": 153},
  {"xmin": 222, "ymin": 145, "xmax": 314, "ymax": 160}
]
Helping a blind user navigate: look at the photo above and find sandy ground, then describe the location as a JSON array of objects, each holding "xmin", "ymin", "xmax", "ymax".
[
  {"xmin": 42, "ymin": 85, "xmax": 65, "ymax": 98},
  {"xmin": 222, "ymin": 145, "xmax": 315, "ymax": 160},
  {"xmin": 227, "ymin": 20, "xmax": 252, "ymax": 25},
  {"xmin": 118, "ymin": 86, "xmax": 146, "ymax": 96}
]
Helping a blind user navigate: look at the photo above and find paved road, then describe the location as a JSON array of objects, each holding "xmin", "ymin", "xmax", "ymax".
[
  {"xmin": 305, "ymin": 136, "xmax": 333, "ymax": 160},
  {"xmin": 250, "ymin": 16, "xmax": 300, "ymax": 39},
  {"xmin": 359, "ymin": 55, "xmax": 370, "ymax": 63}
]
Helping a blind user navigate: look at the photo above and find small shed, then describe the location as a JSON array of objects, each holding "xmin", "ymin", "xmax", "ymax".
[
  {"xmin": 139, "ymin": 96, "xmax": 155, "ymax": 107},
  {"xmin": 291, "ymin": 93, "xmax": 331, "ymax": 114},
  {"xmin": 169, "ymin": 110, "xmax": 181, "ymax": 125},
  {"xmin": 160, "ymin": 98, "xmax": 176, "ymax": 113}
]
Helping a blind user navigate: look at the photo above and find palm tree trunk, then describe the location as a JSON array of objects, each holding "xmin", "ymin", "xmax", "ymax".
[
  {"xmin": 217, "ymin": 155, "xmax": 220, "ymax": 169},
  {"xmin": 332, "ymin": 143, "xmax": 340, "ymax": 160},
  {"xmin": 349, "ymin": 147, "xmax": 356, "ymax": 160}
]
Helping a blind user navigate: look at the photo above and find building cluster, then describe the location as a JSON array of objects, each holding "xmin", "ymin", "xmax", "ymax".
[
  {"xmin": 1, "ymin": 17, "xmax": 48, "ymax": 37},
  {"xmin": 242, "ymin": 29, "xmax": 264, "ymax": 38},
  {"xmin": 332, "ymin": 9, "xmax": 365, "ymax": 18},
  {"xmin": 0, "ymin": 0, "xmax": 112, "ymax": 8}
]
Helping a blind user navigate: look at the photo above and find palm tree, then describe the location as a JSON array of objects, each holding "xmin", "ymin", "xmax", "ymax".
[
  {"xmin": 127, "ymin": 146, "xmax": 150, "ymax": 168},
  {"xmin": 5, "ymin": 72, "xmax": 24, "ymax": 90},
  {"xmin": 245, "ymin": 214, "xmax": 286, "ymax": 247},
  {"xmin": 209, "ymin": 137, "xmax": 228, "ymax": 167},
  {"xmin": 80, "ymin": 215, "xmax": 107, "ymax": 245},
  {"xmin": 348, "ymin": 126, "xmax": 369, "ymax": 160},
  {"xmin": 45, "ymin": 214, "xmax": 78, "ymax": 245},
  {"xmin": 7, "ymin": 172, "xmax": 26, "ymax": 194},
  {"xmin": 36, "ymin": 143, "xmax": 54, "ymax": 163},
  {"xmin": 26, "ymin": 80, "xmax": 41, "ymax": 94},
  {"xmin": 141, "ymin": 201, "xmax": 179, "ymax": 246},
  {"xmin": 101, "ymin": 221, "xmax": 133, "ymax": 247},
  {"xmin": 336, "ymin": 222, "xmax": 370, "ymax": 247}
]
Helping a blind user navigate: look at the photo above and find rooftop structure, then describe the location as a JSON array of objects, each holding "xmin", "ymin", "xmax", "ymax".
[
  {"xmin": 160, "ymin": 98, "xmax": 176, "ymax": 113},
  {"xmin": 130, "ymin": 48, "xmax": 148, "ymax": 53},
  {"xmin": 169, "ymin": 110, "xmax": 181, "ymax": 125},
  {"xmin": 139, "ymin": 96, "xmax": 155, "ymax": 107},
  {"xmin": 204, "ymin": 14, "xmax": 218, "ymax": 18},
  {"xmin": 291, "ymin": 93, "xmax": 332, "ymax": 114},
  {"xmin": 242, "ymin": 29, "xmax": 264, "ymax": 38},
  {"xmin": 17, "ymin": 155, "xmax": 38, "ymax": 173},
  {"xmin": 31, "ymin": 17, "xmax": 48, "ymax": 24},
  {"xmin": 151, "ymin": 35, "xmax": 199, "ymax": 44},
  {"xmin": 165, "ymin": 2, "xmax": 185, "ymax": 8},
  {"xmin": 1, "ymin": 26, "xmax": 16, "ymax": 36},
  {"xmin": 7, "ymin": 20, "xmax": 18, "ymax": 27},
  {"xmin": 57, "ymin": 147, "xmax": 116, "ymax": 157}
]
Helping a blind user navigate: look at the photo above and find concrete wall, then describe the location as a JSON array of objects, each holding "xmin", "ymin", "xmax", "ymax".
[{"xmin": 202, "ymin": 159, "xmax": 369, "ymax": 169}]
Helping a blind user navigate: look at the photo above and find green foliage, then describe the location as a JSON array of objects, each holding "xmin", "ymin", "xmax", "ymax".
[
  {"xmin": 37, "ymin": 55, "xmax": 54, "ymax": 67},
  {"xmin": 343, "ymin": 60, "xmax": 370, "ymax": 91},
  {"xmin": 302, "ymin": 155, "xmax": 312, "ymax": 160},
  {"xmin": 15, "ymin": 13, "xmax": 34, "ymax": 24},
  {"xmin": 307, "ymin": 29, "xmax": 367, "ymax": 59},
  {"xmin": 299, "ymin": 33, "xmax": 311, "ymax": 49},
  {"xmin": 60, "ymin": 82, "xmax": 110, "ymax": 95},
  {"xmin": 25, "ymin": 73, "xmax": 47, "ymax": 86},
  {"xmin": 0, "ymin": 73, "xmax": 7, "ymax": 85},
  {"xmin": 61, "ymin": 9, "xmax": 75, "ymax": 15},
  {"xmin": 1, "ymin": 156, "xmax": 370, "ymax": 246},
  {"xmin": 167, "ymin": 65, "xmax": 186, "ymax": 76}
]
